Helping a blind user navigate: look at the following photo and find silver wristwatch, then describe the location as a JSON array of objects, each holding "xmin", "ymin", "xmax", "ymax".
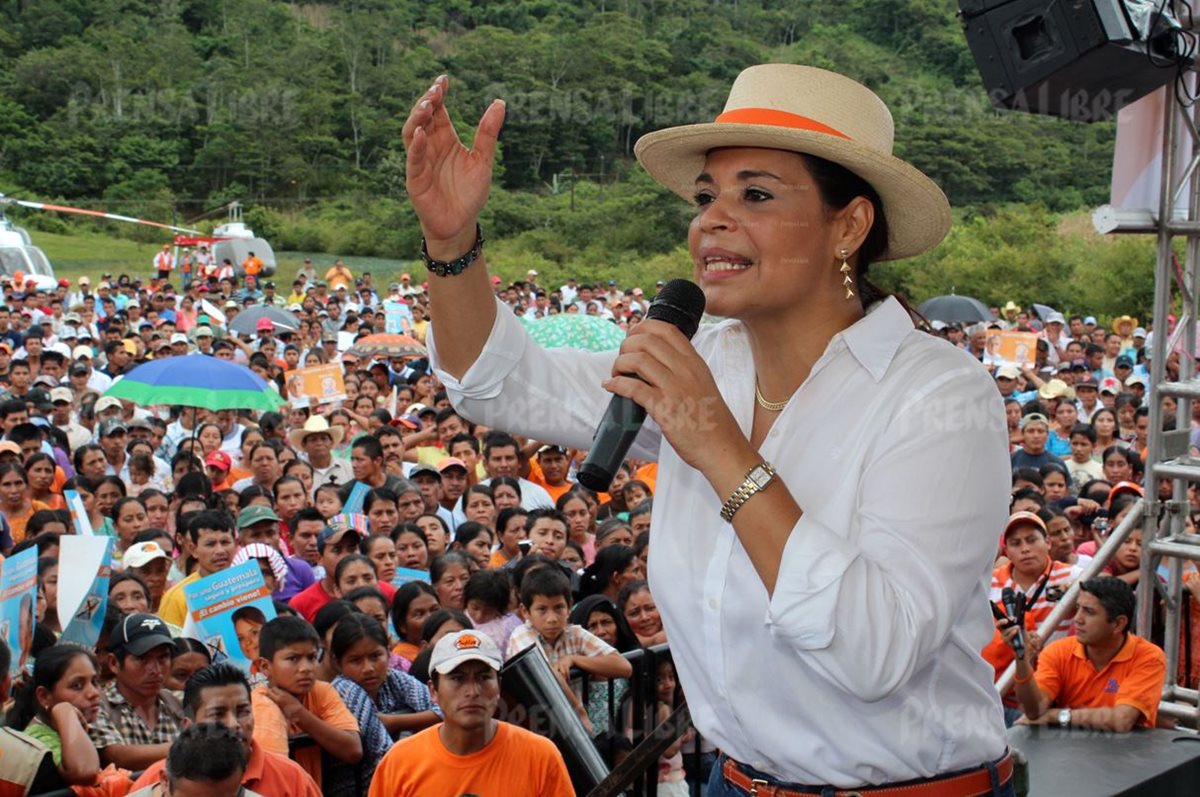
[
  {"xmin": 720, "ymin": 462, "xmax": 777, "ymax": 522},
  {"xmin": 1057, "ymin": 708, "xmax": 1072, "ymax": 728}
]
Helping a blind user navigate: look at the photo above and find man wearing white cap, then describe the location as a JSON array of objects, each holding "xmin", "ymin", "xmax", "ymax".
[
  {"xmin": 367, "ymin": 630, "xmax": 573, "ymax": 797},
  {"xmin": 169, "ymin": 333, "xmax": 190, "ymax": 357},
  {"xmin": 50, "ymin": 387, "xmax": 90, "ymax": 452},
  {"xmin": 1041, "ymin": 311, "xmax": 1068, "ymax": 366}
]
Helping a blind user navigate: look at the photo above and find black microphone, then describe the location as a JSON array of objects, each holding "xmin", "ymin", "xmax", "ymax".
[
  {"xmin": 1001, "ymin": 587, "xmax": 1025, "ymax": 660},
  {"xmin": 576, "ymin": 279, "xmax": 706, "ymax": 493}
]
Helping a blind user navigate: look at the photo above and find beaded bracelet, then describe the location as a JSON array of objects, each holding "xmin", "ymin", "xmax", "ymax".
[{"xmin": 421, "ymin": 224, "xmax": 485, "ymax": 277}]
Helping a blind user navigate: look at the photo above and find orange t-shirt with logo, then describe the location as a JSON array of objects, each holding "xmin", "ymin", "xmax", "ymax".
[
  {"xmin": 1034, "ymin": 634, "xmax": 1166, "ymax": 728},
  {"xmin": 366, "ymin": 721, "xmax": 574, "ymax": 797}
]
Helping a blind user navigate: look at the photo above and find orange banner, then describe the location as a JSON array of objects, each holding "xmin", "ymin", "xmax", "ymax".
[{"xmin": 285, "ymin": 363, "xmax": 346, "ymax": 408}]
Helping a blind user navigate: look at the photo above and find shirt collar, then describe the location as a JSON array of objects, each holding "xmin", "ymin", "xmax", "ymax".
[
  {"xmin": 833, "ymin": 297, "xmax": 914, "ymax": 383},
  {"xmin": 244, "ymin": 738, "xmax": 266, "ymax": 783},
  {"xmin": 1071, "ymin": 632, "xmax": 1136, "ymax": 662}
]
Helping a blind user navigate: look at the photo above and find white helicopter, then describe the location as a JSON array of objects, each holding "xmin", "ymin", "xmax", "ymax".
[{"xmin": 0, "ymin": 196, "xmax": 276, "ymax": 286}]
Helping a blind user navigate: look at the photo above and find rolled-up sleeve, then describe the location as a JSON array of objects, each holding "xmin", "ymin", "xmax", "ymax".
[
  {"xmin": 765, "ymin": 366, "xmax": 1010, "ymax": 702},
  {"xmin": 429, "ymin": 298, "xmax": 662, "ymax": 458}
]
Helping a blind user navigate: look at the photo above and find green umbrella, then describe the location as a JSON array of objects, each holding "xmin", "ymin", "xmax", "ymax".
[
  {"xmin": 525, "ymin": 312, "xmax": 626, "ymax": 352},
  {"xmin": 104, "ymin": 356, "xmax": 286, "ymax": 411}
]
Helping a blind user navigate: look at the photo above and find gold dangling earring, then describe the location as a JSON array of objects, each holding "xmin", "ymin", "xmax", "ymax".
[{"xmin": 839, "ymin": 249, "xmax": 855, "ymax": 300}]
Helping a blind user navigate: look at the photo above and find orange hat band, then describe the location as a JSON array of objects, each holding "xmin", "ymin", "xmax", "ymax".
[{"xmin": 714, "ymin": 108, "xmax": 851, "ymax": 140}]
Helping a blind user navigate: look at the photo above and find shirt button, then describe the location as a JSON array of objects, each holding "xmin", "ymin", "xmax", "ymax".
[{"xmin": 708, "ymin": 598, "xmax": 718, "ymax": 609}]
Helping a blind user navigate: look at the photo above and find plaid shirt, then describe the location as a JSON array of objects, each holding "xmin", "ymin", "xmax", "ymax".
[
  {"xmin": 506, "ymin": 622, "xmax": 618, "ymax": 667},
  {"xmin": 89, "ymin": 682, "xmax": 184, "ymax": 750}
]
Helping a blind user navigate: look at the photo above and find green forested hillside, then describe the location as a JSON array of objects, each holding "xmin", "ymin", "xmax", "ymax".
[{"xmin": 2, "ymin": 0, "xmax": 1145, "ymax": 311}]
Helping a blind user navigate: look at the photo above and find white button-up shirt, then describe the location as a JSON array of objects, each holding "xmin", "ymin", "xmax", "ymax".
[{"xmin": 430, "ymin": 296, "xmax": 1010, "ymax": 787}]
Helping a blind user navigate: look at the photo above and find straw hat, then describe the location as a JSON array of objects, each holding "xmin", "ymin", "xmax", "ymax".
[
  {"xmin": 1112, "ymin": 315, "xmax": 1138, "ymax": 335},
  {"xmin": 288, "ymin": 415, "xmax": 345, "ymax": 448},
  {"xmin": 634, "ymin": 64, "xmax": 951, "ymax": 261}
]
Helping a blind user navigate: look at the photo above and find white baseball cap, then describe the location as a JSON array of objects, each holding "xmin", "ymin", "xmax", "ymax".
[{"xmin": 430, "ymin": 630, "xmax": 502, "ymax": 675}]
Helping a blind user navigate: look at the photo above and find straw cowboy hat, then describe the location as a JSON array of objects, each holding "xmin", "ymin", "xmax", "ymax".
[
  {"xmin": 288, "ymin": 415, "xmax": 345, "ymax": 448},
  {"xmin": 1112, "ymin": 315, "xmax": 1139, "ymax": 335},
  {"xmin": 634, "ymin": 64, "xmax": 951, "ymax": 261}
]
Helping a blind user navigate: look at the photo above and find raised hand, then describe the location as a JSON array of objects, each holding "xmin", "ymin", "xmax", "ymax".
[{"xmin": 402, "ymin": 75, "xmax": 506, "ymax": 252}]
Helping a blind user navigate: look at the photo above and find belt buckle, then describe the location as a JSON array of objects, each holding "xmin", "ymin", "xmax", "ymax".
[{"xmin": 748, "ymin": 778, "xmax": 770, "ymax": 796}]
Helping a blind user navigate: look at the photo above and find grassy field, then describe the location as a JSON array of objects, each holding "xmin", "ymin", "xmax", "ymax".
[{"xmin": 30, "ymin": 229, "xmax": 419, "ymax": 286}]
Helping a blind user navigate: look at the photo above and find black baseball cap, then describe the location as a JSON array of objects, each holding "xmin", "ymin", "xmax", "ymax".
[{"xmin": 110, "ymin": 613, "xmax": 174, "ymax": 656}]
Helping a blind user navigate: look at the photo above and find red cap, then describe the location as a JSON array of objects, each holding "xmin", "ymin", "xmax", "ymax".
[
  {"xmin": 255, "ymin": 317, "xmax": 274, "ymax": 332},
  {"xmin": 205, "ymin": 450, "xmax": 232, "ymax": 471}
]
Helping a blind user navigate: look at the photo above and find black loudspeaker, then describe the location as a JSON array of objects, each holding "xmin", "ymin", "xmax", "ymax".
[{"xmin": 959, "ymin": 0, "xmax": 1188, "ymax": 122}]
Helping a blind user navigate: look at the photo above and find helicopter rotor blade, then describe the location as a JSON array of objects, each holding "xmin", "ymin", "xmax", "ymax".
[{"xmin": 0, "ymin": 196, "xmax": 202, "ymax": 236}]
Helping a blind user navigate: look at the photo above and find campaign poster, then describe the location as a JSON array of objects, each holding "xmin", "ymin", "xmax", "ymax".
[
  {"xmin": 0, "ymin": 547, "xmax": 38, "ymax": 677},
  {"xmin": 64, "ymin": 489, "xmax": 95, "ymax": 536},
  {"xmin": 984, "ymin": 330, "xmax": 1038, "ymax": 368},
  {"xmin": 182, "ymin": 561, "xmax": 277, "ymax": 668},
  {"xmin": 285, "ymin": 363, "xmax": 347, "ymax": 409},
  {"xmin": 383, "ymin": 300, "xmax": 414, "ymax": 335},
  {"xmin": 339, "ymin": 485, "xmax": 371, "ymax": 516},
  {"xmin": 392, "ymin": 567, "xmax": 431, "ymax": 587},
  {"xmin": 58, "ymin": 535, "xmax": 113, "ymax": 648}
]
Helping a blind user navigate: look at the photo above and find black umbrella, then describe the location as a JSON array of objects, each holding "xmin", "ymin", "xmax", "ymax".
[
  {"xmin": 228, "ymin": 305, "xmax": 300, "ymax": 335},
  {"xmin": 918, "ymin": 294, "xmax": 991, "ymax": 324}
]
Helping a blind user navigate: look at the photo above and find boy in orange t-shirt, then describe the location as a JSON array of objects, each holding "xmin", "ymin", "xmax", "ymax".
[
  {"xmin": 368, "ymin": 630, "xmax": 573, "ymax": 797},
  {"xmin": 251, "ymin": 616, "xmax": 362, "ymax": 788}
]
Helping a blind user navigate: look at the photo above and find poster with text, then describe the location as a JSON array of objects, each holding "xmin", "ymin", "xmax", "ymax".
[
  {"xmin": 64, "ymin": 489, "xmax": 95, "ymax": 536},
  {"xmin": 0, "ymin": 547, "xmax": 38, "ymax": 677},
  {"xmin": 984, "ymin": 330, "xmax": 1038, "ymax": 368},
  {"xmin": 58, "ymin": 535, "xmax": 113, "ymax": 648},
  {"xmin": 182, "ymin": 561, "xmax": 277, "ymax": 668},
  {"xmin": 285, "ymin": 363, "xmax": 347, "ymax": 409},
  {"xmin": 383, "ymin": 300, "xmax": 414, "ymax": 335}
]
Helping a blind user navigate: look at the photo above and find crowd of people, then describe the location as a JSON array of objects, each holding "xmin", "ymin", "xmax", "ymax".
[
  {"xmin": 0, "ymin": 266, "xmax": 699, "ymax": 796},
  {"xmin": 960, "ymin": 306, "xmax": 1193, "ymax": 733},
  {"xmin": 0, "ymin": 251, "xmax": 1190, "ymax": 796}
]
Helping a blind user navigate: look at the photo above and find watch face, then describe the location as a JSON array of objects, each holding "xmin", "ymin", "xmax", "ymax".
[{"xmin": 749, "ymin": 465, "xmax": 772, "ymax": 488}]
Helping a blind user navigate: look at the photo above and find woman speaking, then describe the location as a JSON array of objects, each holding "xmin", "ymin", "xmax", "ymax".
[{"xmin": 403, "ymin": 64, "xmax": 1013, "ymax": 796}]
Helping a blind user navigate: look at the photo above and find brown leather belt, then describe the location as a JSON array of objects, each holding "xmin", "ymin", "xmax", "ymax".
[{"xmin": 722, "ymin": 752, "xmax": 1014, "ymax": 797}]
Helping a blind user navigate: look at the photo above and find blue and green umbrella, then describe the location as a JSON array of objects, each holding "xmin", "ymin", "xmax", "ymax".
[{"xmin": 104, "ymin": 356, "xmax": 286, "ymax": 411}]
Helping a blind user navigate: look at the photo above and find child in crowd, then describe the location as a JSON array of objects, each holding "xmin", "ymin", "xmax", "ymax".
[
  {"xmin": 463, "ymin": 569, "xmax": 523, "ymax": 656},
  {"xmin": 252, "ymin": 616, "xmax": 363, "ymax": 789},
  {"xmin": 507, "ymin": 568, "xmax": 633, "ymax": 733},
  {"xmin": 315, "ymin": 484, "xmax": 343, "ymax": 519},
  {"xmin": 655, "ymin": 656, "xmax": 691, "ymax": 797},
  {"xmin": 330, "ymin": 612, "xmax": 442, "ymax": 737},
  {"xmin": 390, "ymin": 581, "xmax": 440, "ymax": 664},
  {"xmin": 1067, "ymin": 423, "xmax": 1105, "ymax": 490}
]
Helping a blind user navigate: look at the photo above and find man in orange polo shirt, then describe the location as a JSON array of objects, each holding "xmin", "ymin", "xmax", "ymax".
[
  {"xmin": 131, "ymin": 662, "xmax": 320, "ymax": 796},
  {"xmin": 1009, "ymin": 576, "xmax": 1165, "ymax": 731}
]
